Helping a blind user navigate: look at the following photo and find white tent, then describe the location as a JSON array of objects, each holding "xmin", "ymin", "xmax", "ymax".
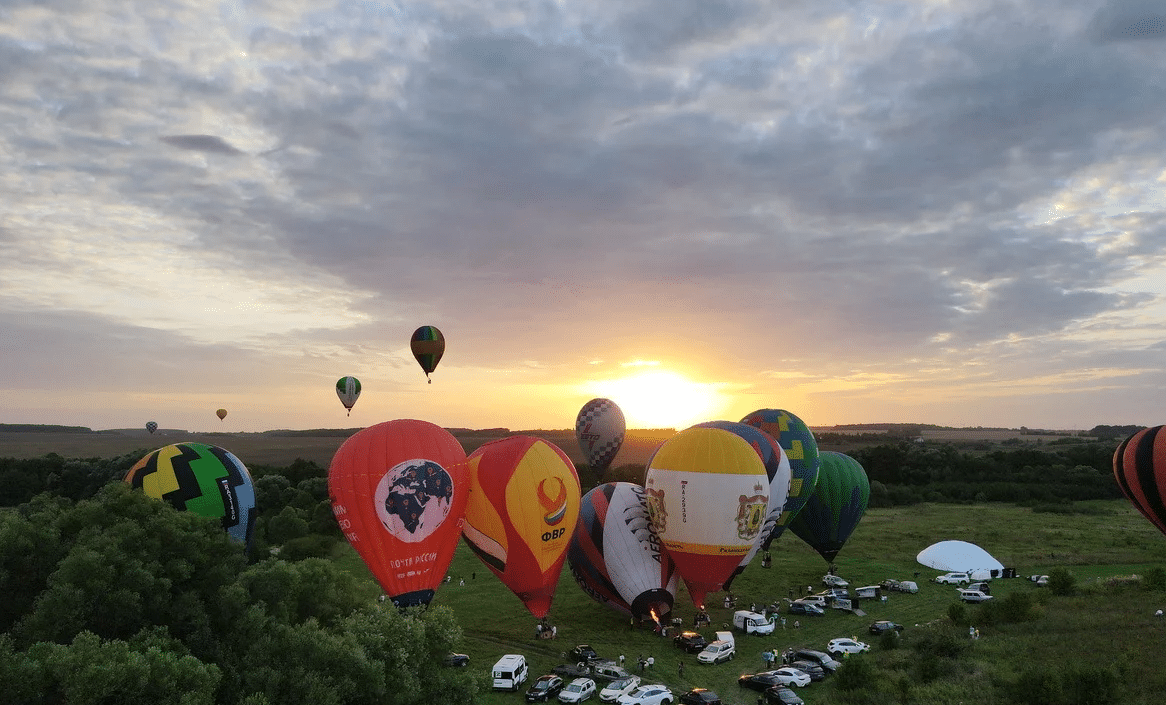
[{"xmin": 916, "ymin": 540, "xmax": 1004, "ymax": 580}]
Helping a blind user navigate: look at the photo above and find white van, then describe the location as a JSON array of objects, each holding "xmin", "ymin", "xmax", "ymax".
[
  {"xmin": 492, "ymin": 654, "xmax": 529, "ymax": 691},
  {"xmin": 733, "ymin": 610, "xmax": 774, "ymax": 635}
]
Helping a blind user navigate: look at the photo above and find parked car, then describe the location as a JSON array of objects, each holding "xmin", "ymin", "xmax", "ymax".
[
  {"xmin": 789, "ymin": 660, "xmax": 826, "ymax": 682},
  {"xmin": 442, "ymin": 653, "xmax": 469, "ymax": 667},
  {"xmin": 527, "ymin": 675, "xmax": 566, "ymax": 702},
  {"xmin": 569, "ymin": 645, "xmax": 600, "ymax": 662},
  {"xmin": 738, "ymin": 672, "xmax": 786, "ymax": 692},
  {"xmin": 967, "ymin": 582, "xmax": 992, "ymax": 595},
  {"xmin": 817, "ymin": 588, "xmax": 850, "ymax": 600},
  {"xmin": 936, "ymin": 572, "xmax": 970, "ymax": 585},
  {"xmin": 559, "ymin": 678, "xmax": 597, "ymax": 703},
  {"xmin": 827, "ymin": 637, "xmax": 871, "ymax": 655},
  {"xmin": 599, "ymin": 676, "xmax": 642, "ymax": 703},
  {"xmin": 762, "ymin": 685, "xmax": 805, "ymax": 705},
  {"xmin": 769, "ymin": 667, "xmax": 812, "ymax": 688},
  {"xmin": 553, "ymin": 663, "xmax": 593, "ymax": 680},
  {"xmin": 697, "ymin": 640, "xmax": 735, "ymax": 664},
  {"xmin": 791, "ymin": 649, "xmax": 842, "ymax": 673},
  {"xmin": 1035, "ymin": 575, "xmax": 1050, "ymax": 587},
  {"xmin": 673, "ymin": 631, "xmax": 708, "ymax": 653},
  {"xmin": 958, "ymin": 589, "xmax": 994, "ymax": 603},
  {"xmin": 616, "ymin": 684, "xmax": 674, "ymax": 705},
  {"xmin": 592, "ymin": 663, "xmax": 632, "ymax": 681},
  {"xmin": 678, "ymin": 687, "xmax": 721, "ymax": 705},
  {"xmin": 869, "ymin": 620, "xmax": 904, "ymax": 635},
  {"xmin": 822, "ymin": 574, "xmax": 849, "ymax": 587},
  {"xmin": 879, "ymin": 579, "xmax": 919, "ymax": 593},
  {"xmin": 786, "ymin": 601, "xmax": 824, "ymax": 616}
]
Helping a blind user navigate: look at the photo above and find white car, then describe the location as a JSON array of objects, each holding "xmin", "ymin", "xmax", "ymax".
[
  {"xmin": 822, "ymin": 574, "xmax": 849, "ymax": 587},
  {"xmin": 827, "ymin": 638, "xmax": 871, "ymax": 655},
  {"xmin": 599, "ymin": 676, "xmax": 641, "ymax": 703},
  {"xmin": 935, "ymin": 572, "xmax": 970, "ymax": 585},
  {"xmin": 559, "ymin": 678, "xmax": 597, "ymax": 703},
  {"xmin": 616, "ymin": 684, "xmax": 673, "ymax": 705},
  {"xmin": 958, "ymin": 589, "xmax": 994, "ymax": 603},
  {"xmin": 770, "ymin": 667, "xmax": 812, "ymax": 688}
]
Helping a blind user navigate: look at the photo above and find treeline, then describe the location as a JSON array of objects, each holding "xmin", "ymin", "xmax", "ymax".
[
  {"xmin": 848, "ymin": 440, "xmax": 1123, "ymax": 507},
  {"xmin": 0, "ymin": 478, "xmax": 478, "ymax": 704}
]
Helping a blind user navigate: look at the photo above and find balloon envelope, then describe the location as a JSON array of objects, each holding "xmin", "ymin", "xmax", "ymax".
[
  {"xmin": 787, "ymin": 451, "xmax": 869, "ymax": 563},
  {"xmin": 644, "ymin": 426, "xmax": 770, "ymax": 609},
  {"xmin": 462, "ymin": 435, "xmax": 581, "ymax": 619},
  {"xmin": 740, "ymin": 409, "xmax": 821, "ymax": 548},
  {"xmin": 145, "ymin": 421, "xmax": 158, "ymax": 434},
  {"xmin": 694, "ymin": 421, "xmax": 791, "ymax": 590},
  {"xmin": 410, "ymin": 326, "xmax": 445, "ymax": 382},
  {"xmin": 216, "ymin": 408, "xmax": 228, "ymax": 421},
  {"xmin": 328, "ymin": 419, "xmax": 468, "ymax": 608},
  {"xmin": 916, "ymin": 540, "xmax": 1004, "ymax": 580},
  {"xmin": 567, "ymin": 482, "xmax": 677, "ymax": 620},
  {"xmin": 1113, "ymin": 425, "xmax": 1166, "ymax": 536},
  {"xmin": 576, "ymin": 398, "xmax": 626, "ymax": 472},
  {"xmin": 124, "ymin": 443, "xmax": 256, "ymax": 549},
  {"xmin": 336, "ymin": 376, "xmax": 362, "ymax": 416}
]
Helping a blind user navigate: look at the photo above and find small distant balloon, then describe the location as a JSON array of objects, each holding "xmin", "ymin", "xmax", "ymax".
[
  {"xmin": 145, "ymin": 421, "xmax": 158, "ymax": 434},
  {"xmin": 216, "ymin": 408, "xmax": 228, "ymax": 421},
  {"xmin": 410, "ymin": 326, "xmax": 445, "ymax": 383},
  {"xmin": 336, "ymin": 376, "xmax": 362, "ymax": 416},
  {"xmin": 575, "ymin": 398, "xmax": 626, "ymax": 472}
]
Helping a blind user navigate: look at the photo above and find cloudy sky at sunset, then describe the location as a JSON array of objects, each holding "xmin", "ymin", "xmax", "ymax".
[{"xmin": 2, "ymin": 0, "xmax": 1164, "ymax": 433}]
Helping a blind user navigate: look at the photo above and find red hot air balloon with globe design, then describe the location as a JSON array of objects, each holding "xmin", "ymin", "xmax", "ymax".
[
  {"xmin": 462, "ymin": 435, "xmax": 581, "ymax": 619},
  {"xmin": 1113, "ymin": 425, "xmax": 1166, "ymax": 537},
  {"xmin": 328, "ymin": 419, "xmax": 468, "ymax": 608}
]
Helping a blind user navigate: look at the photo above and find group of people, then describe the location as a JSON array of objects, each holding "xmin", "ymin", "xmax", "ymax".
[{"xmin": 535, "ymin": 621, "xmax": 558, "ymax": 639}]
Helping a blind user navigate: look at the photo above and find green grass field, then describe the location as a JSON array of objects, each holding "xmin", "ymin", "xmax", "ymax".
[{"xmin": 333, "ymin": 500, "xmax": 1166, "ymax": 705}]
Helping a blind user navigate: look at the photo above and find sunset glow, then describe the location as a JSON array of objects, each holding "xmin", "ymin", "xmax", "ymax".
[{"xmin": 585, "ymin": 371, "xmax": 729, "ymax": 430}]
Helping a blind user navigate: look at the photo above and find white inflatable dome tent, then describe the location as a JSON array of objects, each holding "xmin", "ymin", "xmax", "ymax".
[{"xmin": 916, "ymin": 540, "xmax": 1005, "ymax": 581}]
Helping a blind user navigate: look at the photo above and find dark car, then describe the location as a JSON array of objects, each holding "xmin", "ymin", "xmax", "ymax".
[
  {"xmin": 788, "ymin": 661, "xmax": 826, "ymax": 682},
  {"xmin": 569, "ymin": 645, "xmax": 600, "ymax": 662},
  {"xmin": 552, "ymin": 663, "xmax": 592, "ymax": 679},
  {"xmin": 763, "ymin": 685, "xmax": 805, "ymax": 705},
  {"xmin": 678, "ymin": 687, "xmax": 721, "ymax": 705},
  {"xmin": 442, "ymin": 653, "xmax": 470, "ymax": 667},
  {"xmin": 673, "ymin": 630, "xmax": 709, "ymax": 653},
  {"xmin": 525, "ymin": 675, "xmax": 565, "ymax": 703},
  {"xmin": 785, "ymin": 602, "xmax": 824, "ymax": 616},
  {"xmin": 792, "ymin": 649, "xmax": 842, "ymax": 673},
  {"xmin": 869, "ymin": 620, "xmax": 905, "ymax": 635},
  {"xmin": 738, "ymin": 673, "xmax": 785, "ymax": 692}
]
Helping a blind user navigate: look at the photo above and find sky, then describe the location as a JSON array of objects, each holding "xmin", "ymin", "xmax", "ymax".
[{"xmin": 2, "ymin": 0, "xmax": 1165, "ymax": 434}]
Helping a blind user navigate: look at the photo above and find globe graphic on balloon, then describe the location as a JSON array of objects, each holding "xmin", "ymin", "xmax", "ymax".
[{"xmin": 374, "ymin": 459, "xmax": 455, "ymax": 543}]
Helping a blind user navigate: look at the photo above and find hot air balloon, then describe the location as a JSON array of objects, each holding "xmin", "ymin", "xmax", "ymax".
[
  {"xmin": 567, "ymin": 482, "xmax": 678, "ymax": 621},
  {"xmin": 124, "ymin": 443, "xmax": 256, "ymax": 548},
  {"xmin": 328, "ymin": 419, "xmax": 468, "ymax": 608},
  {"xmin": 787, "ymin": 451, "xmax": 869, "ymax": 563},
  {"xmin": 216, "ymin": 408, "xmax": 228, "ymax": 421},
  {"xmin": 410, "ymin": 326, "xmax": 445, "ymax": 383},
  {"xmin": 644, "ymin": 426, "xmax": 769, "ymax": 609},
  {"xmin": 1113, "ymin": 425, "xmax": 1166, "ymax": 536},
  {"xmin": 575, "ymin": 399, "xmax": 626, "ymax": 472},
  {"xmin": 740, "ymin": 409, "xmax": 821, "ymax": 548},
  {"xmin": 462, "ymin": 435, "xmax": 581, "ymax": 619},
  {"xmin": 694, "ymin": 421, "xmax": 791, "ymax": 589},
  {"xmin": 145, "ymin": 421, "xmax": 158, "ymax": 434},
  {"xmin": 336, "ymin": 376, "xmax": 361, "ymax": 416}
]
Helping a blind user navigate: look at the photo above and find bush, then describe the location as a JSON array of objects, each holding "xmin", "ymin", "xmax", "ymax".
[
  {"xmin": 1048, "ymin": 567, "xmax": 1076, "ymax": 596},
  {"xmin": 948, "ymin": 602, "xmax": 968, "ymax": 625},
  {"xmin": 833, "ymin": 655, "xmax": 876, "ymax": 691},
  {"xmin": 878, "ymin": 629, "xmax": 901, "ymax": 650},
  {"xmin": 1144, "ymin": 567, "xmax": 1166, "ymax": 591}
]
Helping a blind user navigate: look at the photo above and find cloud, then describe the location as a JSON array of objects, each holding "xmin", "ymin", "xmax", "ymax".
[{"xmin": 159, "ymin": 135, "xmax": 245, "ymax": 154}]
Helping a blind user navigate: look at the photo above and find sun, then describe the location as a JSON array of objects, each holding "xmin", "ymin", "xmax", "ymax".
[{"xmin": 585, "ymin": 370, "xmax": 727, "ymax": 429}]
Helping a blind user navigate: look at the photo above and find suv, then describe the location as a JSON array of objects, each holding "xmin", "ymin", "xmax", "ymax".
[
  {"xmin": 935, "ymin": 572, "xmax": 970, "ymax": 585},
  {"xmin": 868, "ymin": 620, "xmax": 904, "ymax": 635},
  {"xmin": 673, "ymin": 631, "xmax": 708, "ymax": 653},
  {"xmin": 958, "ymin": 589, "xmax": 993, "ymax": 603},
  {"xmin": 791, "ymin": 649, "xmax": 841, "ymax": 673},
  {"xmin": 527, "ymin": 675, "xmax": 566, "ymax": 703},
  {"xmin": 697, "ymin": 640, "xmax": 735, "ymax": 664}
]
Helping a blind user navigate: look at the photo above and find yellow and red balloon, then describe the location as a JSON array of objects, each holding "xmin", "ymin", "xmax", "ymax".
[{"xmin": 462, "ymin": 435, "xmax": 581, "ymax": 619}]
